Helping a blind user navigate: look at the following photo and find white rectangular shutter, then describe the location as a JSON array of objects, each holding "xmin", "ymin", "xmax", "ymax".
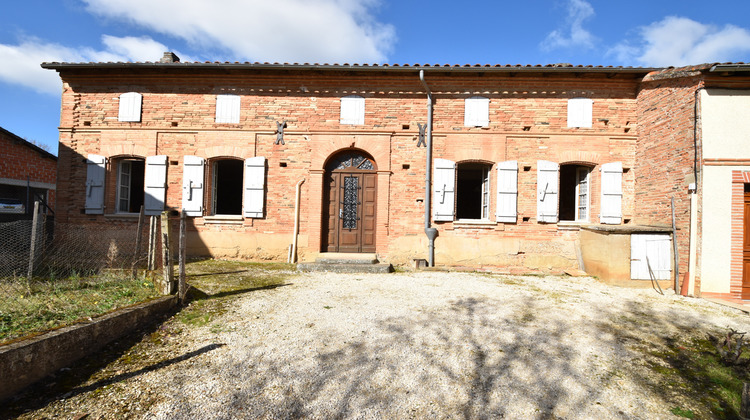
[
  {"xmin": 600, "ymin": 161, "xmax": 623, "ymax": 224},
  {"xmin": 118, "ymin": 92, "xmax": 142, "ymax": 122},
  {"xmin": 85, "ymin": 154, "xmax": 106, "ymax": 214},
  {"xmin": 215, "ymin": 95, "xmax": 240, "ymax": 124},
  {"xmin": 537, "ymin": 160, "xmax": 559, "ymax": 223},
  {"xmin": 432, "ymin": 158, "xmax": 456, "ymax": 221},
  {"xmin": 567, "ymin": 98, "xmax": 592, "ymax": 128},
  {"xmin": 464, "ymin": 96, "xmax": 489, "ymax": 127},
  {"xmin": 182, "ymin": 156, "xmax": 205, "ymax": 216},
  {"xmin": 496, "ymin": 160, "xmax": 518, "ymax": 223},
  {"xmin": 144, "ymin": 155, "xmax": 168, "ymax": 216},
  {"xmin": 340, "ymin": 95, "xmax": 365, "ymax": 125},
  {"xmin": 244, "ymin": 156, "xmax": 266, "ymax": 218},
  {"xmin": 631, "ymin": 234, "xmax": 671, "ymax": 280}
]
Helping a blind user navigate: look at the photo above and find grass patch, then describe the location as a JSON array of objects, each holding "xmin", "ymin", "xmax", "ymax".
[
  {"xmin": 174, "ymin": 260, "xmax": 295, "ymax": 329},
  {"xmin": 645, "ymin": 335, "xmax": 750, "ymax": 419},
  {"xmin": 0, "ymin": 272, "xmax": 159, "ymax": 344}
]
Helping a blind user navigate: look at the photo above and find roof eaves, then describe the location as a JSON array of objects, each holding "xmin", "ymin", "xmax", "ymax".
[{"xmin": 41, "ymin": 61, "xmax": 660, "ymax": 75}]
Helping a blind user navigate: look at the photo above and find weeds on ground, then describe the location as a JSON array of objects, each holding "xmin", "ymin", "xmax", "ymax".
[
  {"xmin": 0, "ymin": 271, "xmax": 159, "ymax": 344},
  {"xmin": 645, "ymin": 333, "xmax": 750, "ymax": 419}
]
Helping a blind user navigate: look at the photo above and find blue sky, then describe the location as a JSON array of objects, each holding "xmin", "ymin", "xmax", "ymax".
[{"xmin": 2, "ymin": 0, "xmax": 750, "ymax": 155}]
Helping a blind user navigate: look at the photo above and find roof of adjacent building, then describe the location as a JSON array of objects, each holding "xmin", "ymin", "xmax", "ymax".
[{"xmin": 0, "ymin": 126, "xmax": 57, "ymax": 161}]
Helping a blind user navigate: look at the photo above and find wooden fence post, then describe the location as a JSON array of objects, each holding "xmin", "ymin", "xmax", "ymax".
[
  {"xmin": 27, "ymin": 201, "xmax": 40, "ymax": 281},
  {"xmin": 160, "ymin": 211, "xmax": 174, "ymax": 295},
  {"xmin": 178, "ymin": 211, "xmax": 187, "ymax": 303},
  {"xmin": 742, "ymin": 382, "xmax": 750, "ymax": 420},
  {"xmin": 147, "ymin": 216, "xmax": 156, "ymax": 271},
  {"xmin": 132, "ymin": 205, "xmax": 145, "ymax": 279}
]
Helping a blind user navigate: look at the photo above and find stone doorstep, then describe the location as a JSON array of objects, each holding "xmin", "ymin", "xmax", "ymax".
[
  {"xmin": 313, "ymin": 253, "xmax": 379, "ymax": 265},
  {"xmin": 297, "ymin": 262, "xmax": 394, "ymax": 274}
]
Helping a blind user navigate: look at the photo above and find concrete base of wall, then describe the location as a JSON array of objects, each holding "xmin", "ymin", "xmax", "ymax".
[{"xmin": 0, "ymin": 295, "xmax": 178, "ymax": 402}]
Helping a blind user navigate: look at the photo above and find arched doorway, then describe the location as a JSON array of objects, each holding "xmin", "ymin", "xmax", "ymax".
[{"xmin": 323, "ymin": 150, "xmax": 377, "ymax": 253}]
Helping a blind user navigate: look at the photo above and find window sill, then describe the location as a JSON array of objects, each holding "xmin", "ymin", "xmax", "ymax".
[
  {"xmin": 104, "ymin": 213, "xmax": 141, "ymax": 220},
  {"xmin": 204, "ymin": 215, "xmax": 244, "ymax": 225},
  {"xmin": 453, "ymin": 219, "xmax": 497, "ymax": 229},
  {"xmin": 557, "ymin": 220, "xmax": 591, "ymax": 231}
]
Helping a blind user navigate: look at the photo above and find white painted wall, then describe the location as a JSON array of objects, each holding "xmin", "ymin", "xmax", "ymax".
[
  {"xmin": 700, "ymin": 166, "xmax": 734, "ymax": 293},
  {"xmin": 701, "ymin": 89, "xmax": 750, "ymax": 159}
]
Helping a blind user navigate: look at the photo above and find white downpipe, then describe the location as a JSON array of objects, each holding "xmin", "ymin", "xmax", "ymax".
[
  {"xmin": 688, "ymin": 190, "xmax": 698, "ymax": 296},
  {"xmin": 290, "ymin": 178, "xmax": 305, "ymax": 263}
]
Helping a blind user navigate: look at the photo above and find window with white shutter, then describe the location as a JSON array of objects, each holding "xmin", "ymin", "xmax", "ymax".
[
  {"xmin": 211, "ymin": 159, "xmax": 243, "ymax": 215},
  {"xmin": 567, "ymin": 98, "xmax": 592, "ymax": 128},
  {"xmin": 496, "ymin": 160, "xmax": 518, "ymax": 223},
  {"xmin": 600, "ymin": 162, "xmax": 623, "ymax": 224},
  {"xmin": 340, "ymin": 95, "xmax": 365, "ymax": 125},
  {"xmin": 118, "ymin": 92, "xmax": 142, "ymax": 122},
  {"xmin": 244, "ymin": 156, "xmax": 266, "ymax": 218},
  {"xmin": 456, "ymin": 162, "xmax": 491, "ymax": 220},
  {"xmin": 144, "ymin": 155, "xmax": 167, "ymax": 216},
  {"xmin": 433, "ymin": 159, "xmax": 456, "ymax": 222},
  {"xmin": 116, "ymin": 159, "xmax": 145, "ymax": 213},
  {"xmin": 85, "ymin": 154, "xmax": 106, "ymax": 214},
  {"xmin": 537, "ymin": 160, "xmax": 559, "ymax": 223},
  {"xmin": 464, "ymin": 96, "xmax": 490, "ymax": 127},
  {"xmin": 215, "ymin": 95, "xmax": 240, "ymax": 124},
  {"xmin": 182, "ymin": 156, "xmax": 205, "ymax": 216}
]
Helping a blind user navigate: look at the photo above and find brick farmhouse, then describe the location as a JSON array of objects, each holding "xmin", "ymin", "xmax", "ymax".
[{"xmin": 41, "ymin": 56, "xmax": 750, "ymax": 297}]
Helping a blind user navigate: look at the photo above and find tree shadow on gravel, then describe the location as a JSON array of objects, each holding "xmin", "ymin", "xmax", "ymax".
[{"xmin": 158, "ymin": 285, "xmax": 743, "ymax": 419}]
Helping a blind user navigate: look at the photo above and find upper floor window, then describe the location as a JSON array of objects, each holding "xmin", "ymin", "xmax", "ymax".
[
  {"xmin": 340, "ymin": 95, "xmax": 365, "ymax": 125},
  {"xmin": 118, "ymin": 92, "xmax": 142, "ymax": 122},
  {"xmin": 216, "ymin": 94, "xmax": 241, "ymax": 124},
  {"xmin": 464, "ymin": 96, "xmax": 489, "ymax": 127},
  {"xmin": 567, "ymin": 98, "xmax": 592, "ymax": 128}
]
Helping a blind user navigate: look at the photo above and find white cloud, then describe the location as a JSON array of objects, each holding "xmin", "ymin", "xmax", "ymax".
[
  {"xmin": 540, "ymin": 0, "xmax": 596, "ymax": 51},
  {"xmin": 611, "ymin": 17, "xmax": 750, "ymax": 66},
  {"xmin": 0, "ymin": 35, "xmax": 172, "ymax": 95},
  {"xmin": 81, "ymin": 0, "xmax": 395, "ymax": 63}
]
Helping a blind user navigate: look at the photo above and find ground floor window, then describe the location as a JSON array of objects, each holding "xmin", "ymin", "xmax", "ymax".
[
  {"xmin": 117, "ymin": 159, "xmax": 145, "ymax": 213},
  {"xmin": 212, "ymin": 159, "xmax": 243, "ymax": 215},
  {"xmin": 456, "ymin": 162, "xmax": 491, "ymax": 220},
  {"xmin": 559, "ymin": 165, "xmax": 590, "ymax": 222}
]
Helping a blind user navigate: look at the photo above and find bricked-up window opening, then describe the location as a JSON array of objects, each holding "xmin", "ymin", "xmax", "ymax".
[
  {"xmin": 559, "ymin": 165, "xmax": 590, "ymax": 222},
  {"xmin": 212, "ymin": 159, "xmax": 243, "ymax": 215},
  {"xmin": 117, "ymin": 159, "xmax": 145, "ymax": 213},
  {"xmin": 456, "ymin": 163, "xmax": 491, "ymax": 220}
]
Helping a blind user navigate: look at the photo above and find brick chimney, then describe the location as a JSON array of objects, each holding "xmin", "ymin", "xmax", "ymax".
[{"xmin": 159, "ymin": 52, "xmax": 180, "ymax": 63}]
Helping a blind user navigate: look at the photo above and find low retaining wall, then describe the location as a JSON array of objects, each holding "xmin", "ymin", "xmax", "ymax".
[{"xmin": 0, "ymin": 295, "xmax": 178, "ymax": 402}]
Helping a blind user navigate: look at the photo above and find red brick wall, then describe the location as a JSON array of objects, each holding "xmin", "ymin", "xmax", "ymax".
[
  {"xmin": 52, "ymin": 68, "xmax": 642, "ymax": 267},
  {"xmin": 635, "ymin": 73, "xmax": 702, "ymax": 285},
  {"xmin": 0, "ymin": 128, "xmax": 57, "ymax": 210}
]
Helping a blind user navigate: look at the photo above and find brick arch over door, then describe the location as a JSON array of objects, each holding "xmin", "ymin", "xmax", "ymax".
[
  {"xmin": 306, "ymin": 134, "xmax": 392, "ymax": 256},
  {"xmin": 321, "ymin": 150, "xmax": 378, "ymax": 253}
]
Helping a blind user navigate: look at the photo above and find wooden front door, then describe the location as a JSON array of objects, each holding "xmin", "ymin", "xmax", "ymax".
[
  {"xmin": 743, "ymin": 187, "xmax": 750, "ymax": 299},
  {"xmin": 323, "ymin": 152, "xmax": 377, "ymax": 253}
]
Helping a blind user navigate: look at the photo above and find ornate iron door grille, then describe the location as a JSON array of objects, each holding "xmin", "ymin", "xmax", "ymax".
[{"xmin": 342, "ymin": 175, "xmax": 359, "ymax": 230}]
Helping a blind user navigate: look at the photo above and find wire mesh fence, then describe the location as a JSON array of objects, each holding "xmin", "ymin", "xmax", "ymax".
[{"xmin": 0, "ymin": 211, "xmax": 175, "ymax": 342}]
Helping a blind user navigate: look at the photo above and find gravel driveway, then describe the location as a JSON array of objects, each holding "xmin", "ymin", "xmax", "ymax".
[{"xmin": 11, "ymin": 271, "xmax": 750, "ymax": 419}]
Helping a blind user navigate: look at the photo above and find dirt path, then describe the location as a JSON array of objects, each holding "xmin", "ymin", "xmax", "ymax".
[{"xmin": 6, "ymin": 271, "xmax": 750, "ymax": 419}]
